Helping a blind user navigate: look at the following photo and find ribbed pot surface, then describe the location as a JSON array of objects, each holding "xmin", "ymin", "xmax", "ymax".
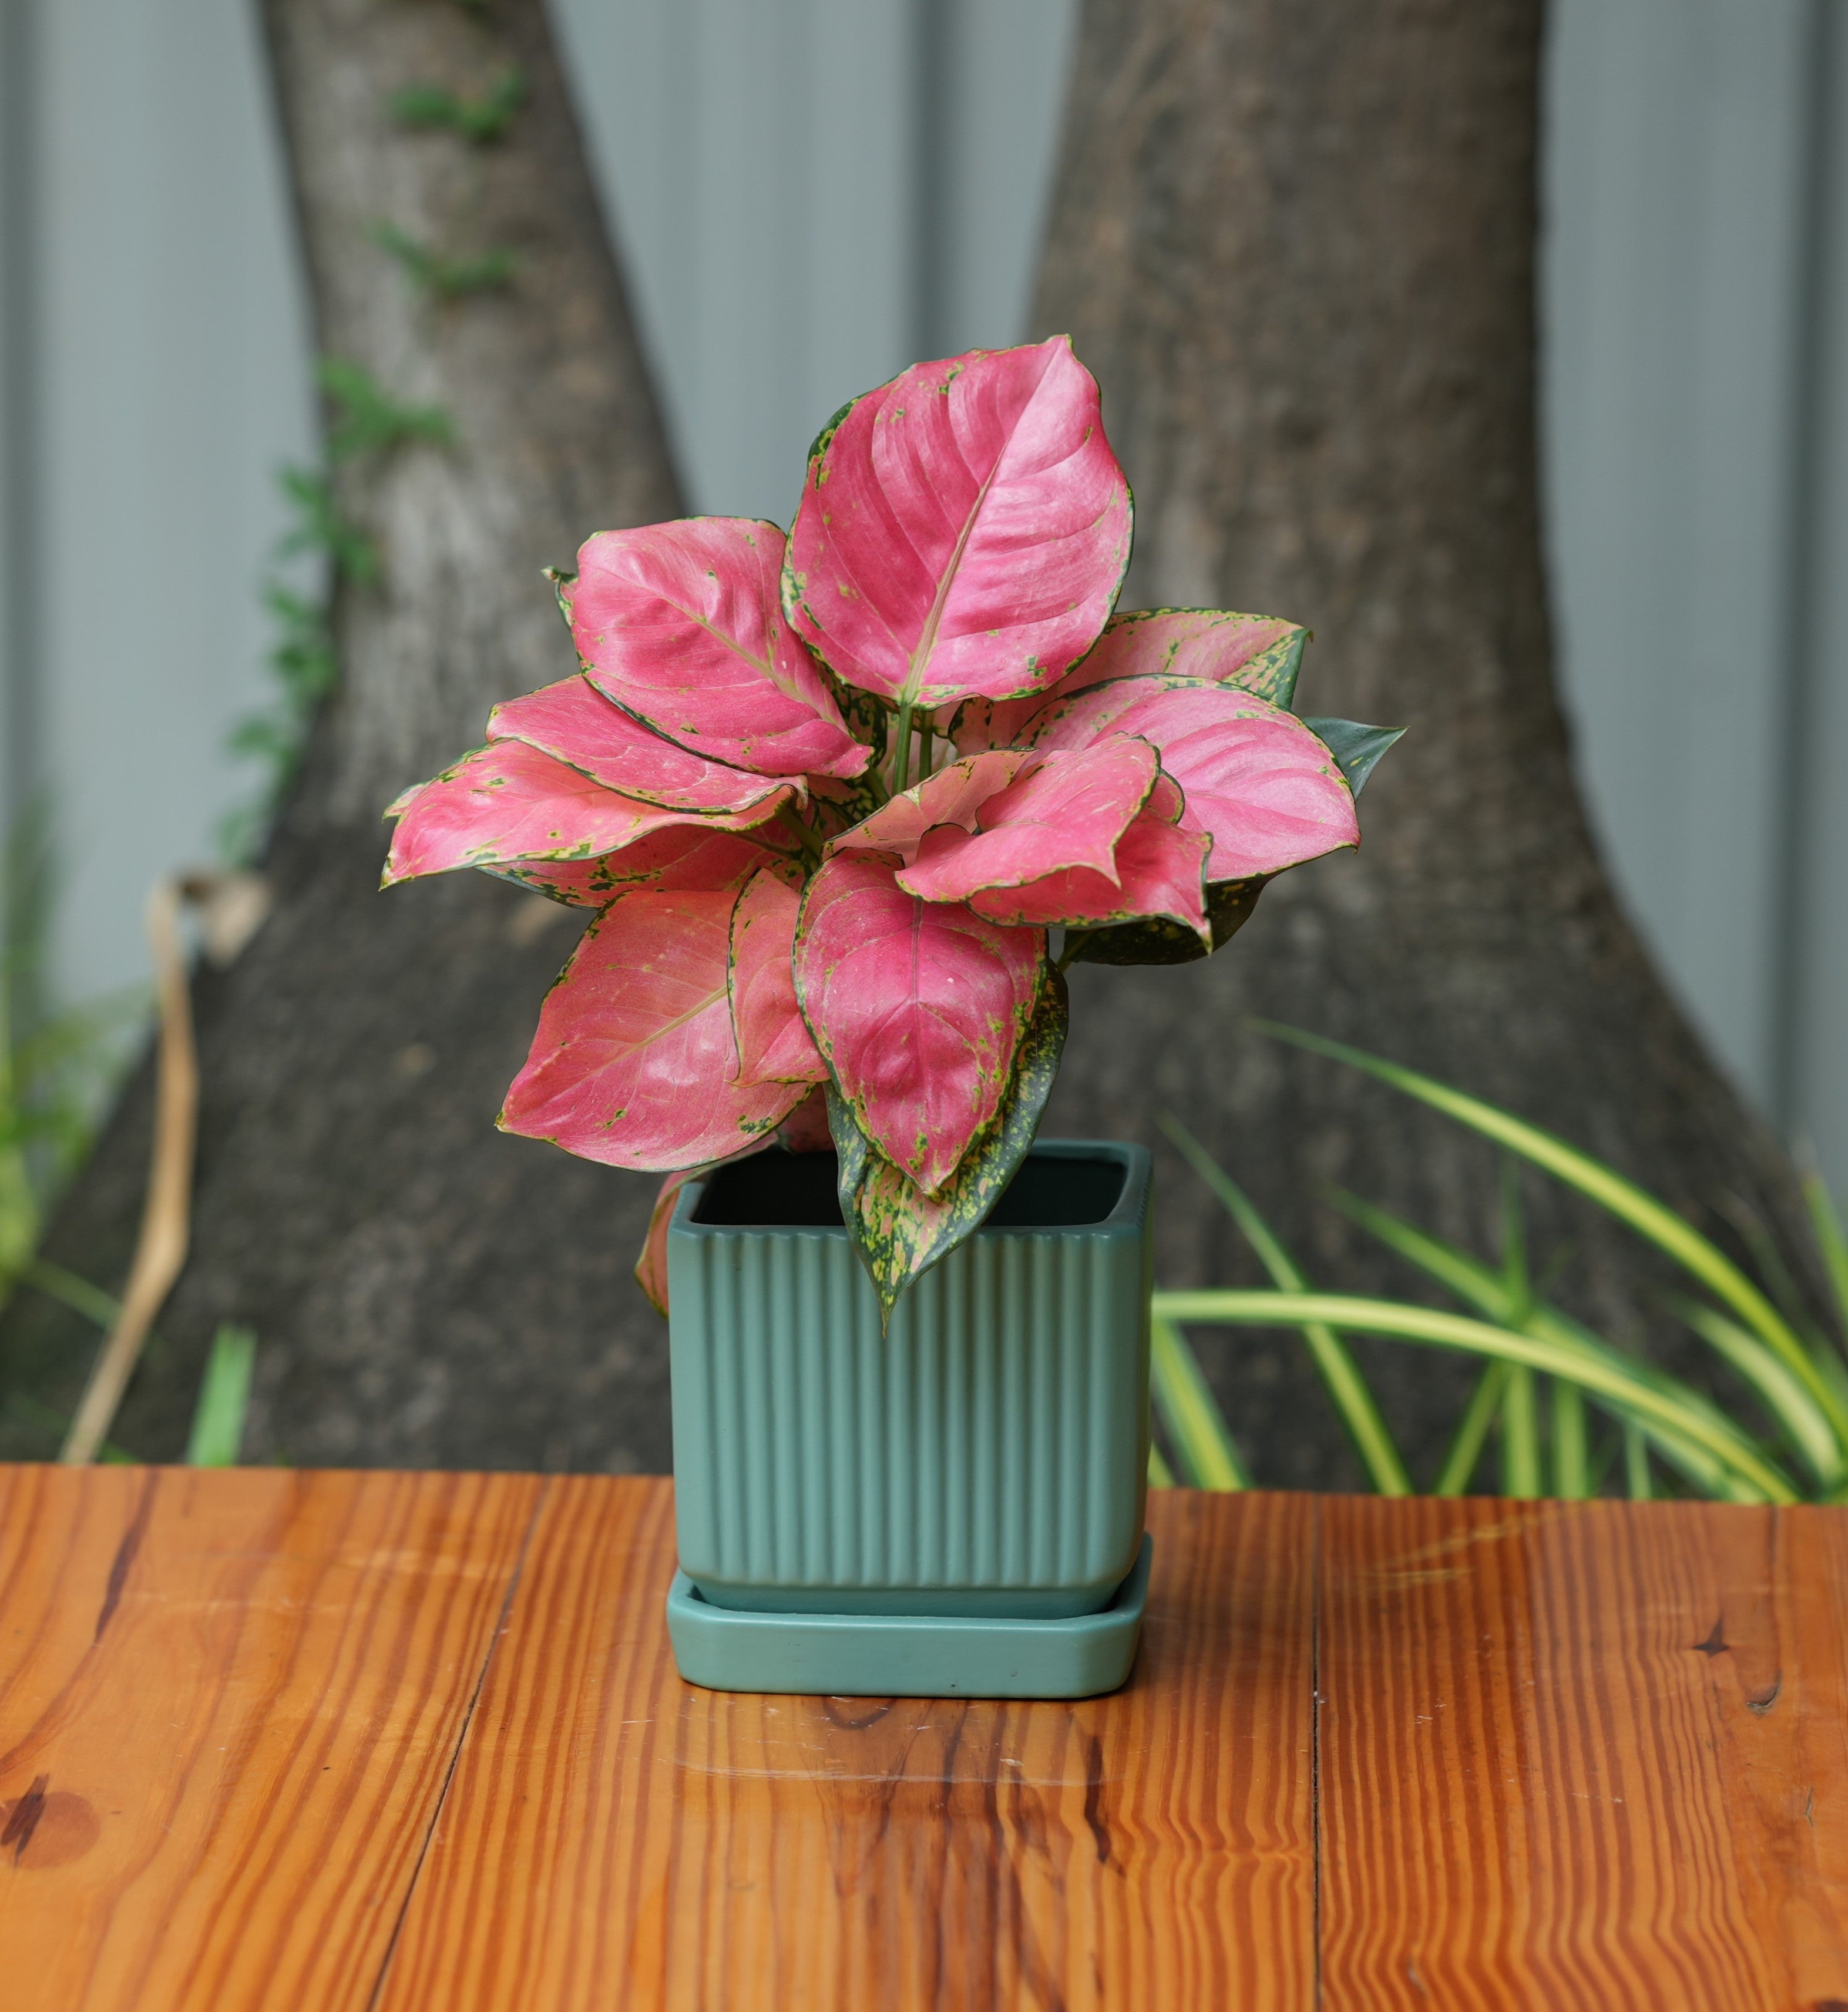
[{"xmin": 667, "ymin": 1141, "xmax": 1152, "ymax": 1618}]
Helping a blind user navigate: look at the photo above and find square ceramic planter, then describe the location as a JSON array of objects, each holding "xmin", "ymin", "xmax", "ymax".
[{"xmin": 664, "ymin": 1139, "xmax": 1153, "ymax": 1635}]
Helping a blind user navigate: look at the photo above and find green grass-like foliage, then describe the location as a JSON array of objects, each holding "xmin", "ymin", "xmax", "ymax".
[
  {"xmin": 1147, "ymin": 1027, "xmax": 1848, "ymax": 1504},
  {"xmin": 185, "ymin": 1325, "xmax": 258, "ymax": 1466}
]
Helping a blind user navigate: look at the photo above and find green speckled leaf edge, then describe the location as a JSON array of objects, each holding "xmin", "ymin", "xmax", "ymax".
[{"xmin": 1236, "ymin": 626, "xmax": 1307, "ymax": 707}]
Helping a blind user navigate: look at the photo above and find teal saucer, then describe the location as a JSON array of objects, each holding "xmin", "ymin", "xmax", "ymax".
[{"xmin": 665, "ymin": 1534, "xmax": 1152, "ymax": 1700}]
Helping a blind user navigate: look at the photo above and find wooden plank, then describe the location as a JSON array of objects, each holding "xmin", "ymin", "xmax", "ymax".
[
  {"xmin": 376, "ymin": 1480, "xmax": 1318, "ymax": 2012},
  {"xmin": 1316, "ymin": 1495, "xmax": 1848, "ymax": 2010},
  {"xmin": 0, "ymin": 1463, "xmax": 540, "ymax": 2012},
  {"xmin": 1743, "ymin": 1505, "xmax": 1848, "ymax": 2008}
]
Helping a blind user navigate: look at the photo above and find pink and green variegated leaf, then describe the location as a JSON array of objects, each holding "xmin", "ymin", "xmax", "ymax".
[
  {"xmin": 970, "ymin": 811, "xmax": 1211, "ymax": 942},
  {"xmin": 561, "ymin": 518, "xmax": 868, "ymax": 779},
  {"xmin": 826, "ymin": 749, "xmax": 1033, "ymax": 865},
  {"xmin": 957, "ymin": 607, "xmax": 1308, "ymax": 751},
  {"xmin": 829, "ymin": 964, "xmax": 1066, "ymax": 1326},
  {"xmin": 1026, "ymin": 679, "xmax": 1358, "ymax": 881},
  {"xmin": 895, "ymin": 736, "xmax": 1157, "ymax": 903},
  {"xmin": 793, "ymin": 851, "xmax": 1045, "ymax": 1194},
  {"xmin": 488, "ymin": 826, "xmax": 784, "ymax": 906},
  {"xmin": 783, "ymin": 337, "xmax": 1132, "ymax": 710},
  {"xmin": 728, "ymin": 861, "xmax": 826, "ymax": 1088},
  {"xmin": 500, "ymin": 889, "xmax": 806, "ymax": 1169},
  {"xmin": 382, "ymin": 741, "xmax": 789, "ymax": 887},
  {"xmin": 777, "ymin": 1083, "xmax": 834, "ymax": 1152},
  {"xmin": 489, "ymin": 675, "xmax": 798, "ymax": 814}
]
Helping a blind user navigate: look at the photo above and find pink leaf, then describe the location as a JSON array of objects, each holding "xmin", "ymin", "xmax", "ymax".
[
  {"xmin": 500, "ymin": 891, "xmax": 807, "ymax": 1168},
  {"xmin": 490, "ymin": 827, "xmax": 784, "ymax": 906},
  {"xmin": 895, "ymin": 737, "xmax": 1157, "ymax": 903},
  {"xmin": 489, "ymin": 675, "xmax": 797, "ymax": 813},
  {"xmin": 728, "ymin": 862, "xmax": 826, "ymax": 1087},
  {"xmin": 825, "ymin": 749, "xmax": 1034, "ymax": 866},
  {"xmin": 784, "ymin": 338, "xmax": 1132, "ymax": 710},
  {"xmin": 633, "ymin": 1136, "xmax": 779, "ymax": 1314},
  {"xmin": 971, "ymin": 811, "xmax": 1211, "ymax": 941},
  {"xmin": 634, "ymin": 1167, "xmax": 695, "ymax": 1316},
  {"xmin": 793, "ymin": 852, "xmax": 1045, "ymax": 1194},
  {"xmin": 382, "ymin": 742, "xmax": 791, "ymax": 886},
  {"xmin": 563, "ymin": 518, "xmax": 868, "ymax": 779},
  {"xmin": 958, "ymin": 607, "xmax": 1308, "ymax": 751},
  {"xmin": 1026, "ymin": 680, "xmax": 1359, "ymax": 881}
]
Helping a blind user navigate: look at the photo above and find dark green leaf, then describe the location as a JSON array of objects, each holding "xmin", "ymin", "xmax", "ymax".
[
  {"xmin": 1300, "ymin": 717, "xmax": 1405, "ymax": 795},
  {"xmin": 1072, "ymin": 874, "xmax": 1269, "ymax": 967}
]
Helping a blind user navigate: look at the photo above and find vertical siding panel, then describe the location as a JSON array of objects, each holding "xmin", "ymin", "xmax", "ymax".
[
  {"xmin": 1784, "ymin": 5, "xmax": 1848, "ymax": 1194},
  {"xmin": 1543, "ymin": 0, "xmax": 1818, "ymax": 1106},
  {"xmin": 24, "ymin": 0, "xmax": 313, "ymax": 1003}
]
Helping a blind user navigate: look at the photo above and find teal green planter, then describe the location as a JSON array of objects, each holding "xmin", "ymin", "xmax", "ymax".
[
  {"xmin": 666, "ymin": 1536, "xmax": 1153, "ymax": 1700},
  {"xmin": 664, "ymin": 1140, "xmax": 1152, "ymax": 1691}
]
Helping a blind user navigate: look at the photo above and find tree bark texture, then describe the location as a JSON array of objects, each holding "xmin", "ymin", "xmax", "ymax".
[
  {"xmin": 0, "ymin": 0, "xmax": 687, "ymax": 1468},
  {"xmin": 1033, "ymin": 0, "xmax": 1827, "ymax": 1483}
]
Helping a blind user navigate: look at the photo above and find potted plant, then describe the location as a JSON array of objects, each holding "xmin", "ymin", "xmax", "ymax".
[{"xmin": 383, "ymin": 337, "xmax": 1395, "ymax": 1697}]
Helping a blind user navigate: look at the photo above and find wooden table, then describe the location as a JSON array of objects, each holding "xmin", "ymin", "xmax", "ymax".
[{"xmin": 4, "ymin": 1467, "xmax": 1846, "ymax": 2010}]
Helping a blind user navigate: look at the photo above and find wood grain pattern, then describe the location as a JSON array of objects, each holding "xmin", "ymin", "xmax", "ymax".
[
  {"xmin": 1316, "ymin": 1495, "xmax": 1848, "ymax": 2010},
  {"xmin": 0, "ymin": 1463, "xmax": 541, "ymax": 2011},
  {"xmin": 8, "ymin": 1474, "xmax": 1848, "ymax": 2010},
  {"xmin": 374, "ymin": 1483, "xmax": 1318, "ymax": 2012}
]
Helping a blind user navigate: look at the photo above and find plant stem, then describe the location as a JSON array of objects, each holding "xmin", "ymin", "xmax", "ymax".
[
  {"xmin": 775, "ymin": 804, "xmax": 824, "ymax": 865},
  {"xmin": 1057, "ymin": 929, "xmax": 1096, "ymax": 970},
  {"xmin": 891, "ymin": 701, "xmax": 914, "ymax": 793}
]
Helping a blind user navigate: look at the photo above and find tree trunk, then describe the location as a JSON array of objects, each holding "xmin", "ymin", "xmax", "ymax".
[
  {"xmin": 1033, "ymin": 0, "xmax": 1825, "ymax": 1484},
  {"xmin": 0, "ymin": 0, "xmax": 688, "ymax": 1468}
]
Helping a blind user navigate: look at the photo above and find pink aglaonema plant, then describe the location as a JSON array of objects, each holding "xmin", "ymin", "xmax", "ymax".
[{"xmin": 383, "ymin": 339, "xmax": 1401, "ymax": 1321}]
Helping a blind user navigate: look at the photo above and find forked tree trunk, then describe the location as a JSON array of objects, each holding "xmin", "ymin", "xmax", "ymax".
[
  {"xmin": 0, "ymin": 0, "xmax": 687, "ymax": 1467},
  {"xmin": 1034, "ymin": 0, "xmax": 1823, "ymax": 1483},
  {"xmin": 6, "ymin": 0, "xmax": 1818, "ymax": 1487}
]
